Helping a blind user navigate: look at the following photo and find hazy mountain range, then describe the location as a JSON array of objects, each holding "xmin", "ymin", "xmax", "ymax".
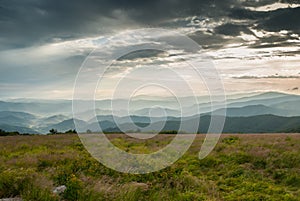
[{"xmin": 0, "ymin": 92, "xmax": 300, "ymax": 134}]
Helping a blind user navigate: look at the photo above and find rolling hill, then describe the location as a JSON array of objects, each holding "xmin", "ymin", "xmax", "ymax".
[{"xmin": 0, "ymin": 92, "xmax": 299, "ymax": 134}]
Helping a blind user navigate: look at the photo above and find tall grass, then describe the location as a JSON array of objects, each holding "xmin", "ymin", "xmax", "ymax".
[{"xmin": 0, "ymin": 134, "xmax": 299, "ymax": 200}]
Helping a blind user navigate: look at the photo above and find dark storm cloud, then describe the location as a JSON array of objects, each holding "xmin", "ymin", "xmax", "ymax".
[
  {"xmin": 214, "ymin": 23, "xmax": 252, "ymax": 36},
  {"xmin": 229, "ymin": 7, "xmax": 300, "ymax": 33},
  {"xmin": 0, "ymin": 0, "xmax": 255, "ymax": 49},
  {"xmin": 0, "ymin": 0, "xmax": 118, "ymax": 49},
  {"xmin": 0, "ymin": 0, "xmax": 299, "ymax": 49},
  {"xmin": 261, "ymin": 7, "xmax": 300, "ymax": 33}
]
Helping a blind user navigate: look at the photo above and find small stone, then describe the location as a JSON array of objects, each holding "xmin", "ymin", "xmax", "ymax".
[{"xmin": 53, "ymin": 185, "xmax": 67, "ymax": 194}]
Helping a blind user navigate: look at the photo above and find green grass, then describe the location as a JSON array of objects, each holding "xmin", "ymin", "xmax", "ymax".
[{"xmin": 0, "ymin": 134, "xmax": 300, "ymax": 200}]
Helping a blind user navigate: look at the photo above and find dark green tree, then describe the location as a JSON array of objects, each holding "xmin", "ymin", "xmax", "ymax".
[{"xmin": 49, "ymin": 128, "xmax": 58, "ymax": 134}]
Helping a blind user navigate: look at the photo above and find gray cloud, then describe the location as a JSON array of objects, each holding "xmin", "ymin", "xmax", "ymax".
[
  {"xmin": 2, "ymin": 0, "xmax": 298, "ymax": 49},
  {"xmin": 229, "ymin": 6, "xmax": 300, "ymax": 33},
  {"xmin": 214, "ymin": 23, "xmax": 252, "ymax": 36},
  {"xmin": 260, "ymin": 7, "xmax": 300, "ymax": 32},
  {"xmin": 0, "ymin": 0, "xmax": 300, "ymax": 98}
]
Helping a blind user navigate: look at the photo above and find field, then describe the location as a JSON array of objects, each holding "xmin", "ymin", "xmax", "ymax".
[{"xmin": 0, "ymin": 134, "xmax": 300, "ymax": 201}]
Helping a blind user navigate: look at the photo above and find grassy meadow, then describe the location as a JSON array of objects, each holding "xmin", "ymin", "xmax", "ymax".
[{"xmin": 0, "ymin": 134, "xmax": 300, "ymax": 200}]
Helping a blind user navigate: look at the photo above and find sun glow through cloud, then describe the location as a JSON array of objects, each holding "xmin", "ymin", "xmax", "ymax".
[{"xmin": 0, "ymin": 0, "xmax": 299, "ymax": 99}]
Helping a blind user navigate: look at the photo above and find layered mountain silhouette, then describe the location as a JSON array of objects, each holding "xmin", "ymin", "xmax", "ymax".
[{"xmin": 0, "ymin": 92, "xmax": 299, "ymax": 134}]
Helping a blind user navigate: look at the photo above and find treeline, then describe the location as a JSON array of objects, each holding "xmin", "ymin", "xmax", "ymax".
[
  {"xmin": 0, "ymin": 129, "xmax": 30, "ymax": 136},
  {"xmin": 0, "ymin": 128, "xmax": 77, "ymax": 136},
  {"xmin": 48, "ymin": 129, "xmax": 77, "ymax": 135}
]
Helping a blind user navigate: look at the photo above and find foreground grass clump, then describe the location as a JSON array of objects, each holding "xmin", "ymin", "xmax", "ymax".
[{"xmin": 0, "ymin": 134, "xmax": 300, "ymax": 200}]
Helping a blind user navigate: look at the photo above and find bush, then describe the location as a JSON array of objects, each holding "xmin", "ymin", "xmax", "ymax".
[{"xmin": 222, "ymin": 136, "xmax": 240, "ymax": 145}]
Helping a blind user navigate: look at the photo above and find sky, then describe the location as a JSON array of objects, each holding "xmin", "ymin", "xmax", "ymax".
[{"xmin": 0, "ymin": 0, "xmax": 300, "ymax": 99}]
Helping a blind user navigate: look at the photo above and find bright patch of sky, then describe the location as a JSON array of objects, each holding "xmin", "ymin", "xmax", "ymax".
[{"xmin": 0, "ymin": 0, "xmax": 299, "ymax": 99}]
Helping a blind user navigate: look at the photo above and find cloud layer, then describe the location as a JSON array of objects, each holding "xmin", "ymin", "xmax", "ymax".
[{"xmin": 0, "ymin": 0, "xmax": 299, "ymax": 98}]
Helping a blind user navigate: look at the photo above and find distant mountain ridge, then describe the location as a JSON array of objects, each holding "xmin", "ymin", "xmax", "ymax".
[
  {"xmin": 93, "ymin": 114, "xmax": 300, "ymax": 134},
  {"xmin": 209, "ymin": 104, "xmax": 297, "ymax": 117},
  {"xmin": 0, "ymin": 92, "xmax": 299, "ymax": 134}
]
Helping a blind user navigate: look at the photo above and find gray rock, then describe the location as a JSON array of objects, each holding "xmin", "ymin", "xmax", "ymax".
[{"xmin": 53, "ymin": 185, "xmax": 67, "ymax": 194}]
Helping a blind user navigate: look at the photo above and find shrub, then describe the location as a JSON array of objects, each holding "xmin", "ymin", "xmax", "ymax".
[{"xmin": 222, "ymin": 136, "xmax": 240, "ymax": 145}]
